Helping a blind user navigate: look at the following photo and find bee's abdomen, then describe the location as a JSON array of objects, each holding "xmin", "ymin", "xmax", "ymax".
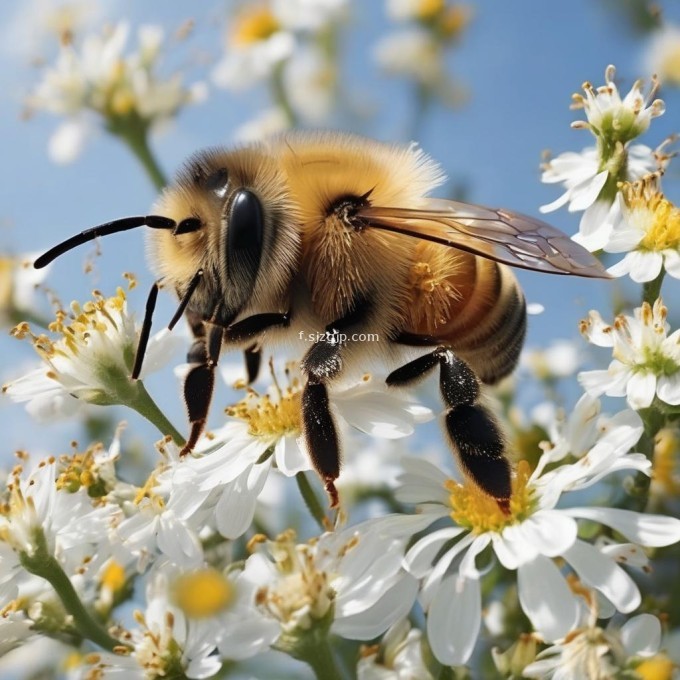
[{"xmin": 406, "ymin": 253, "xmax": 526, "ymax": 385}]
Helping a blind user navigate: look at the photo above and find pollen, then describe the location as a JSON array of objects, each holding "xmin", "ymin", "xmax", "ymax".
[
  {"xmin": 171, "ymin": 568, "xmax": 234, "ymax": 619},
  {"xmin": 231, "ymin": 6, "xmax": 281, "ymax": 47},
  {"xmin": 446, "ymin": 460, "xmax": 534, "ymax": 533},
  {"xmin": 100, "ymin": 560, "xmax": 127, "ymax": 594},
  {"xmin": 622, "ymin": 176, "xmax": 680, "ymax": 252},
  {"xmin": 226, "ymin": 367, "xmax": 302, "ymax": 438}
]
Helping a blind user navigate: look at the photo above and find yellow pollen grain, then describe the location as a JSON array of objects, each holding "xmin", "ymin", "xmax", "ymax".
[
  {"xmin": 172, "ymin": 569, "xmax": 234, "ymax": 618},
  {"xmin": 622, "ymin": 178, "xmax": 680, "ymax": 252},
  {"xmin": 226, "ymin": 388, "xmax": 302, "ymax": 438},
  {"xmin": 231, "ymin": 6, "xmax": 281, "ymax": 46},
  {"xmin": 635, "ymin": 655, "xmax": 675, "ymax": 680},
  {"xmin": 446, "ymin": 460, "xmax": 533, "ymax": 533}
]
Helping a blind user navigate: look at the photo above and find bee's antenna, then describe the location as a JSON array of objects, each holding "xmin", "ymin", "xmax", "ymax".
[{"xmin": 34, "ymin": 215, "xmax": 177, "ymax": 269}]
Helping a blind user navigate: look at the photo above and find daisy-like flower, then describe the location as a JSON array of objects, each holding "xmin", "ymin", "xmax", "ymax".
[
  {"xmin": 606, "ymin": 175, "xmax": 680, "ymax": 282},
  {"xmin": 391, "ymin": 414, "xmax": 680, "ymax": 666},
  {"xmin": 233, "ymin": 106, "xmax": 290, "ymax": 142},
  {"xmin": 3, "ymin": 285, "xmax": 180, "ymax": 423},
  {"xmin": 521, "ymin": 339, "xmax": 581, "ymax": 381},
  {"xmin": 212, "ymin": 4, "xmax": 295, "ymax": 91},
  {"xmin": 579, "ymin": 298, "xmax": 680, "ymax": 409},
  {"xmin": 164, "ymin": 367, "xmax": 432, "ymax": 539},
  {"xmin": 357, "ymin": 618, "xmax": 434, "ymax": 680},
  {"xmin": 523, "ymin": 610, "xmax": 661, "ymax": 679},
  {"xmin": 540, "ymin": 65, "xmax": 666, "ymax": 251},
  {"xmin": 216, "ymin": 521, "xmax": 420, "ymax": 662},
  {"xmin": 374, "ymin": 28, "xmax": 443, "ymax": 86},
  {"xmin": 27, "ymin": 22, "xmax": 205, "ymax": 164},
  {"xmin": 82, "ymin": 592, "xmax": 222, "ymax": 679}
]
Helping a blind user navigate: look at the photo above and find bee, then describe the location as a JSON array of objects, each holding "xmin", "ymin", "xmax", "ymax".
[{"xmin": 34, "ymin": 131, "xmax": 607, "ymax": 511}]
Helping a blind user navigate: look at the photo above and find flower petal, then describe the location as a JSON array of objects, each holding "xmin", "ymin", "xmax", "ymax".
[{"xmin": 619, "ymin": 613, "xmax": 661, "ymax": 657}]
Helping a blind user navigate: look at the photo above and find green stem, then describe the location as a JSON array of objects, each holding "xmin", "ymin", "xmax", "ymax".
[
  {"xmin": 276, "ymin": 627, "xmax": 344, "ymax": 680},
  {"xmin": 296, "ymin": 472, "xmax": 327, "ymax": 531},
  {"xmin": 108, "ymin": 116, "xmax": 168, "ymax": 191},
  {"xmin": 21, "ymin": 539, "xmax": 127, "ymax": 653},
  {"xmin": 642, "ymin": 270, "xmax": 665, "ymax": 305},
  {"xmin": 270, "ymin": 61, "xmax": 297, "ymax": 127},
  {"xmin": 128, "ymin": 381, "xmax": 186, "ymax": 447}
]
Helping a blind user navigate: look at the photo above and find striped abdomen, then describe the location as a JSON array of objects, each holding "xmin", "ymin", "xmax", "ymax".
[{"xmin": 405, "ymin": 247, "xmax": 526, "ymax": 384}]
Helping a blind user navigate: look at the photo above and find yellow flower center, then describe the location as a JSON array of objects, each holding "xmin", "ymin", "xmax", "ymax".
[
  {"xmin": 653, "ymin": 428, "xmax": 680, "ymax": 495},
  {"xmin": 659, "ymin": 44, "xmax": 680, "ymax": 86},
  {"xmin": 231, "ymin": 6, "xmax": 281, "ymax": 47},
  {"xmin": 254, "ymin": 530, "xmax": 334, "ymax": 631},
  {"xmin": 416, "ymin": 0, "xmax": 445, "ymax": 20},
  {"xmin": 171, "ymin": 568, "xmax": 234, "ymax": 618},
  {"xmin": 440, "ymin": 5, "xmax": 471, "ymax": 39},
  {"xmin": 226, "ymin": 369, "xmax": 302, "ymax": 438},
  {"xmin": 622, "ymin": 177, "xmax": 680, "ymax": 252},
  {"xmin": 446, "ymin": 460, "xmax": 534, "ymax": 533},
  {"xmin": 100, "ymin": 560, "xmax": 127, "ymax": 594},
  {"xmin": 636, "ymin": 655, "xmax": 675, "ymax": 680}
]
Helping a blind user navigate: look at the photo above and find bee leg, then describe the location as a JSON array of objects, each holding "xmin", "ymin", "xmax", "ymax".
[
  {"xmin": 180, "ymin": 324, "xmax": 224, "ymax": 456},
  {"xmin": 299, "ymin": 301, "xmax": 371, "ymax": 508},
  {"xmin": 184, "ymin": 310, "xmax": 207, "ymax": 364},
  {"xmin": 387, "ymin": 347, "xmax": 511, "ymax": 512}
]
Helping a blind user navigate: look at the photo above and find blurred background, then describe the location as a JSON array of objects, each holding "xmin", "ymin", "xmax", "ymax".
[{"xmin": 2, "ymin": 0, "xmax": 680, "ymax": 468}]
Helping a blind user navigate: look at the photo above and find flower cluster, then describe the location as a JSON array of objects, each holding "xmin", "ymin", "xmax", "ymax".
[
  {"xmin": 541, "ymin": 64, "xmax": 669, "ymax": 252},
  {"xmin": 26, "ymin": 21, "xmax": 206, "ymax": 164}
]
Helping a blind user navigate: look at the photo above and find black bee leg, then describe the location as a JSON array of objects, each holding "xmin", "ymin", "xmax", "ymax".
[
  {"xmin": 387, "ymin": 347, "xmax": 511, "ymax": 512},
  {"xmin": 132, "ymin": 280, "xmax": 161, "ymax": 380},
  {"xmin": 243, "ymin": 345, "xmax": 261, "ymax": 384},
  {"xmin": 299, "ymin": 299, "xmax": 372, "ymax": 508},
  {"xmin": 180, "ymin": 325, "xmax": 224, "ymax": 456}
]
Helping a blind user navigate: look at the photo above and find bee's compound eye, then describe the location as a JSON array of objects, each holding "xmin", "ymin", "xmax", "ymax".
[
  {"xmin": 205, "ymin": 168, "xmax": 229, "ymax": 198},
  {"xmin": 228, "ymin": 189, "xmax": 264, "ymax": 255}
]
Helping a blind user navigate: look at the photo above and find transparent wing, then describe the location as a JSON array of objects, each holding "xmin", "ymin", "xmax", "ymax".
[{"xmin": 358, "ymin": 198, "xmax": 609, "ymax": 278}]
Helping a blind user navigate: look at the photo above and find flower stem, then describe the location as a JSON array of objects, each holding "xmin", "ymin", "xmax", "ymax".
[
  {"xmin": 296, "ymin": 471, "xmax": 327, "ymax": 531},
  {"xmin": 129, "ymin": 381, "xmax": 186, "ymax": 446},
  {"xmin": 642, "ymin": 270, "xmax": 665, "ymax": 305},
  {"xmin": 270, "ymin": 62, "xmax": 297, "ymax": 127},
  {"xmin": 107, "ymin": 116, "xmax": 168, "ymax": 191},
  {"xmin": 276, "ymin": 626, "xmax": 344, "ymax": 680},
  {"xmin": 21, "ymin": 539, "xmax": 127, "ymax": 653}
]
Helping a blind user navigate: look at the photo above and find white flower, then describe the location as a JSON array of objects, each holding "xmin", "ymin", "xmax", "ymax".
[
  {"xmin": 522, "ymin": 339, "xmax": 581, "ymax": 380},
  {"xmin": 540, "ymin": 65, "xmax": 665, "ymax": 251},
  {"xmin": 28, "ymin": 22, "xmax": 202, "ymax": 162},
  {"xmin": 83, "ymin": 592, "xmax": 221, "ymax": 679},
  {"xmin": 233, "ymin": 107, "xmax": 290, "ymax": 142},
  {"xmin": 374, "ymin": 28, "xmax": 442, "ymax": 85},
  {"xmin": 3, "ymin": 286, "xmax": 181, "ymax": 421},
  {"xmin": 392, "ymin": 418, "xmax": 680, "ymax": 666},
  {"xmin": 523, "ymin": 612, "xmax": 661, "ymax": 679},
  {"xmin": 163, "ymin": 370, "xmax": 432, "ymax": 539},
  {"xmin": 0, "ymin": 252, "xmax": 51, "ymax": 324},
  {"xmin": 606, "ymin": 175, "xmax": 680, "ymax": 282},
  {"xmin": 284, "ymin": 45, "xmax": 336, "ymax": 123},
  {"xmin": 272, "ymin": 0, "xmax": 348, "ymax": 32},
  {"xmin": 357, "ymin": 618, "xmax": 433, "ymax": 680},
  {"xmin": 644, "ymin": 23, "xmax": 680, "ymax": 88},
  {"xmin": 212, "ymin": 5, "xmax": 295, "ymax": 91},
  {"xmin": 216, "ymin": 520, "xmax": 419, "ymax": 661},
  {"xmin": 579, "ymin": 299, "xmax": 680, "ymax": 409}
]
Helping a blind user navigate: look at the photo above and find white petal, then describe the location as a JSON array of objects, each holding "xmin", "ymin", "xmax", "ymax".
[
  {"xmin": 566, "ymin": 507, "xmax": 680, "ymax": 547},
  {"xmin": 517, "ymin": 512, "xmax": 578, "ymax": 558},
  {"xmin": 517, "ymin": 555, "xmax": 580, "ymax": 641},
  {"xmin": 217, "ymin": 613, "xmax": 280, "ymax": 660},
  {"xmin": 662, "ymin": 249, "xmax": 680, "ymax": 278},
  {"xmin": 427, "ymin": 575, "xmax": 480, "ymax": 666},
  {"xmin": 156, "ymin": 513, "xmax": 203, "ymax": 567},
  {"xmin": 569, "ymin": 171, "xmax": 608, "ymax": 211},
  {"xmin": 619, "ymin": 613, "xmax": 661, "ymax": 657},
  {"xmin": 403, "ymin": 527, "xmax": 466, "ymax": 578},
  {"xmin": 657, "ymin": 373, "xmax": 680, "ymax": 405},
  {"xmin": 274, "ymin": 436, "xmax": 310, "ymax": 476},
  {"xmin": 562, "ymin": 540, "xmax": 640, "ymax": 613},
  {"xmin": 48, "ymin": 119, "xmax": 91, "ymax": 164},
  {"xmin": 626, "ymin": 371, "xmax": 656, "ymax": 409},
  {"xmin": 333, "ymin": 574, "xmax": 418, "ymax": 640},
  {"xmin": 629, "ymin": 250, "xmax": 664, "ymax": 283},
  {"xmin": 605, "ymin": 228, "xmax": 644, "ymax": 253},
  {"xmin": 215, "ymin": 464, "xmax": 269, "ymax": 539}
]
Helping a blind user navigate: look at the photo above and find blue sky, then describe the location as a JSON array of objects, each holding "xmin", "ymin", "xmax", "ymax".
[{"xmin": 2, "ymin": 0, "xmax": 680, "ymax": 462}]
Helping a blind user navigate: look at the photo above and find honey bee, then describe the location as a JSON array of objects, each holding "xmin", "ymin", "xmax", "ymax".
[{"xmin": 34, "ymin": 131, "xmax": 607, "ymax": 511}]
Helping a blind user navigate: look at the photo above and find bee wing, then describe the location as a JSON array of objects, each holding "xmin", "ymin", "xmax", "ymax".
[{"xmin": 358, "ymin": 198, "xmax": 609, "ymax": 278}]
